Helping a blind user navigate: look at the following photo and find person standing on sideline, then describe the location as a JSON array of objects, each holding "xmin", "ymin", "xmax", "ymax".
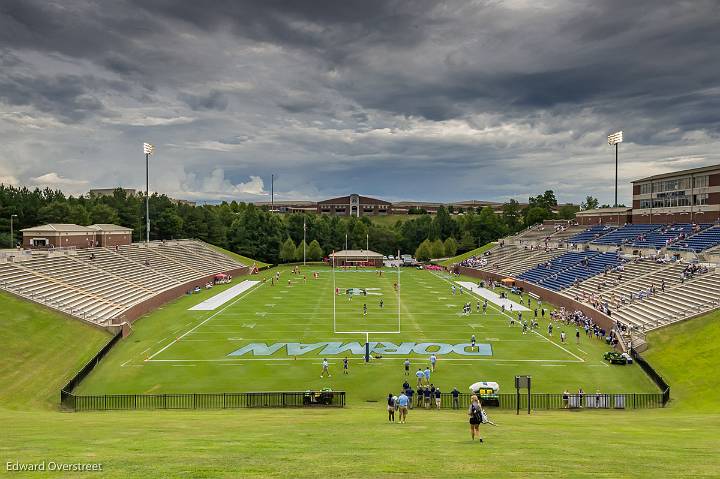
[
  {"xmin": 416, "ymin": 386, "xmax": 424, "ymax": 408},
  {"xmin": 560, "ymin": 331, "xmax": 566, "ymax": 343},
  {"xmin": 397, "ymin": 391, "xmax": 409, "ymax": 423},
  {"xmin": 435, "ymin": 387, "xmax": 442, "ymax": 409},
  {"xmin": 429, "ymin": 354, "xmax": 437, "ymax": 371},
  {"xmin": 468, "ymin": 395, "xmax": 483, "ymax": 442},
  {"xmin": 452, "ymin": 387, "xmax": 460, "ymax": 409},
  {"xmin": 575, "ymin": 328, "xmax": 580, "ymax": 344},
  {"xmin": 424, "ymin": 366, "xmax": 431, "ymax": 385},
  {"xmin": 379, "ymin": 298, "xmax": 384, "ymax": 309},
  {"xmin": 406, "ymin": 386, "xmax": 414, "ymax": 410},
  {"xmin": 343, "ymin": 357, "xmax": 349, "ymax": 375},
  {"xmin": 387, "ymin": 394, "xmax": 396, "ymax": 422},
  {"xmin": 321, "ymin": 358, "xmax": 331, "ymax": 378},
  {"xmin": 363, "ymin": 303, "xmax": 367, "ymax": 316},
  {"xmin": 404, "ymin": 358, "xmax": 411, "ymax": 376},
  {"xmin": 416, "ymin": 368, "xmax": 424, "ymax": 386},
  {"xmin": 424, "ymin": 386, "xmax": 432, "ymax": 409},
  {"xmin": 548, "ymin": 323, "xmax": 553, "ymax": 336}
]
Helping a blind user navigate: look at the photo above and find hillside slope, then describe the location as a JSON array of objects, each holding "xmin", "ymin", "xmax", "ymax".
[
  {"xmin": 439, "ymin": 242, "xmax": 496, "ymax": 267},
  {"xmin": 0, "ymin": 291, "xmax": 110, "ymax": 410},
  {"xmin": 644, "ymin": 310, "xmax": 720, "ymax": 411}
]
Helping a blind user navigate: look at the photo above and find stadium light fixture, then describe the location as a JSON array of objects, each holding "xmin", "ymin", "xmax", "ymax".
[
  {"xmin": 9, "ymin": 214, "xmax": 18, "ymax": 248},
  {"xmin": 608, "ymin": 131, "xmax": 623, "ymax": 207},
  {"xmin": 143, "ymin": 143, "xmax": 155, "ymax": 245}
]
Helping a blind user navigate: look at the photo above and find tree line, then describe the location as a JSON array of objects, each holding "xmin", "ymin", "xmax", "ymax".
[{"xmin": 0, "ymin": 185, "xmax": 579, "ymax": 263}]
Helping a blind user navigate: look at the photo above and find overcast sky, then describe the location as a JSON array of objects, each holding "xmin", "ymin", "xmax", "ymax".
[{"xmin": 1, "ymin": 1, "xmax": 719, "ymax": 204}]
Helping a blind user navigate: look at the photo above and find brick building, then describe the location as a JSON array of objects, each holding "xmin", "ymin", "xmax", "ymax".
[
  {"xmin": 631, "ymin": 164, "xmax": 720, "ymax": 224},
  {"xmin": 575, "ymin": 207, "xmax": 632, "ymax": 225},
  {"xmin": 21, "ymin": 223, "xmax": 132, "ymax": 249},
  {"xmin": 317, "ymin": 194, "xmax": 392, "ymax": 217}
]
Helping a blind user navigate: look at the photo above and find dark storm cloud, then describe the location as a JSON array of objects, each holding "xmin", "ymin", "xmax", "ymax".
[
  {"xmin": 0, "ymin": 74, "xmax": 107, "ymax": 123},
  {"xmin": 0, "ymin": 0, "xmax": 718, "ymax": 203},
  {"xmin": 178, "ymin": 90, "xmax": 229, "ymax": 111}
]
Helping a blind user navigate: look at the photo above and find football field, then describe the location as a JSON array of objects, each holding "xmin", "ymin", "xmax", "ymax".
[{"xmin": 77, "ymin": 266, "xmax": 657, "ymax": 402}]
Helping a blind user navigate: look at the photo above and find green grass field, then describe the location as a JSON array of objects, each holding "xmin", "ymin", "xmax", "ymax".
[
  {"xmin": 76, "ymin": 266, "xmax": 655, "ymax": 400},
  {"xmin": 2, "ymin": 265, "xmax": 720, "ymax": 477}
]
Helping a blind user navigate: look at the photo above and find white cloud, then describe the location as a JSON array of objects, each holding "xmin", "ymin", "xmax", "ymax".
[
  {"xmin": 102, "ymin": 115, "xmax": 196, "ymax": 127},
  {"xmin": 31, "ymin": 172, "xmax": 89, "ymax": 187}
]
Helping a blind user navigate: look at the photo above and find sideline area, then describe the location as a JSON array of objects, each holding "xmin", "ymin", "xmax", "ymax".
[
  {"xmin": 455, "ymin": 281, "xmax": 530, "ymax": 312},
  {"xmin": 189, "ymin": 280, "xmax": 260, "ymax": 311}
]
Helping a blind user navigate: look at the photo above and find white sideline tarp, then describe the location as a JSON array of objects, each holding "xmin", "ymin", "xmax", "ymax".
[
  {"xmin": 455, "ymin": 281, "xmax": 530, "ymax": 312},
  {"xmin": 189, "ymin": 280, "xmax": 259, "ymax": 311}
]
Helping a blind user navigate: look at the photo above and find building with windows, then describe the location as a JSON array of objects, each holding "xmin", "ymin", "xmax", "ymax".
[
  {"xmin": 21, "ymin": 224, "xmax": 133, "ymax": 249},
  {"xmin": 317, "ymin": 194, "xmax": 392, "ymax": 217},
  {"xmin": 631, "ymin": 164, "xmax": 720, "ymax": 224}
]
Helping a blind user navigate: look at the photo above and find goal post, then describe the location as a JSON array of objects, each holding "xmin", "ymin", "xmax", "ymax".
[{"xmin": 332, "ymin": 249, "xmax": 401, "ymax": 362}]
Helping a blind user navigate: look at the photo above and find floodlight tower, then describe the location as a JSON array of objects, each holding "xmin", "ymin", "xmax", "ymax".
[
  {"xmin": 143, "ymin": 142, "xmax": 155, "ymax": 244},
  {"xmin": 9, "ymin": 214, "xmax": 18, "ymax": 248},
  {"xmin": 607, "ymin": 131, "xmax": 623, "ymax": 207}
]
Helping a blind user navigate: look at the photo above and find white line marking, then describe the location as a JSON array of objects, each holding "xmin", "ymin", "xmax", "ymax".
[
  {"xmin": 121, "ymin": 359, "xmax": 132, "ymax": 367},
  {"xmin": 146, "ymin": 357, "xmax": 583, "ymax": 363},
  {"xmin": 146, "ymin": 281, "xmax": 264, "ymax": 361}
]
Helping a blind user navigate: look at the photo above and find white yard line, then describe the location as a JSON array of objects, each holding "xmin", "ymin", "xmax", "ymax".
[
  {"xmin": 431, "ymin": 271, "xmax": 584, "ymax": 362},
  {"xmin": 146, "ymin": 357, "xmax": 583, "ymax": 363},
  {"xmin": 146, "ymin": 281, "xmax": 263, "ymax": 361}
]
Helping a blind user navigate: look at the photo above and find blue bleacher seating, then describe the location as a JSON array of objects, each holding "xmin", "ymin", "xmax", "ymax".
[
  {"xmin": 630, "ymin": 224, "xmax": 711, "ymax": 249},
  {"xmin": 567, "ymin": 225, "xmax": 616, "ymax": 244},
  {"xmin": 670, "ymin": 225, "xmax": 720, "ymax": 252},
  {"xmin": 591, "ymin": 224, "xmax": 661, "ymax": 246},
  {"xmin": 517, "ymin": 251, "xmax": 624, "ymax": 291}
]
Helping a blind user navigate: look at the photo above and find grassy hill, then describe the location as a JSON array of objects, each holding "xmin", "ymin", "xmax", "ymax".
[
  {"xmin": 644, "ymin": 310, "xmax": 720, "ymax": 412},
  {"xmin": 439, "ymin": 242, "xmax": 496, "ymax": 267},
  {"xmin": 2, "ymin": 270, "xmax": 720, "ymax": 477},
  {"xmin": 0, "ymin": 291, "xmax": 110, "ymax": 410},
  {"xmin": 206, "ymin": 243, "xmax": 271, "ymax": 269}
]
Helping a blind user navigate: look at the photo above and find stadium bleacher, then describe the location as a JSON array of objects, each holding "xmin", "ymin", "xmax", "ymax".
[
  {"xmin": 629, "ymin": 224, "xmax": 710, "ymax": 249},
  {"xmin": 567, "ymin": 225, "xmax": 616, "ymax": 244},
  {"xmin": 517, "ymin": 251, "xmax": 623, "ymax": 291},
  {"xmin": 591, "ymin": 224, "xmax": 661, "ymax": 246},
  {"xmin": 0, "ymin": 240, "xmax": 247, "ymax": 325},
  {"xmin": 669, "ymin": 225, "xmax": 720, "ymax": 252}
]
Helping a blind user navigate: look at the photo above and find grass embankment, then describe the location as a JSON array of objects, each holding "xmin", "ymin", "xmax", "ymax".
[
  {"xmin": 2, "ymin": 272, "xmax": 720, "ymax": 477},
  {"xmin": 644, "ymin": 310, "xmax": 720, "ymax": 412},
  {"xmin": 206, "ymin": 243, "xmax": 271, "ymax": 269},
  {"xmin": 439, "ymin": 242, "xmax": 496, "ymax": 267},
  {"xmin": 0, "ymin": 291, "xmax": 110, "ymax": 410}
]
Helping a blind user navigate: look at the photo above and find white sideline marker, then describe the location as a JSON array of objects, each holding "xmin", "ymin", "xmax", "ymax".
[{"xmin": 189, "ymin": 280, "xmax": 259, "ymax": 311}]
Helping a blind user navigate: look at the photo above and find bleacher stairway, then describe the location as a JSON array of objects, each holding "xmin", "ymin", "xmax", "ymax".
[{"xmin": 0, "ymin": 240, "xmax": 248, "ymax": 326}]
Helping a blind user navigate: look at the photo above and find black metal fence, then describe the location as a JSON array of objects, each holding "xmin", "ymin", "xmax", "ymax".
[
  {"xmin": 62, "ymin": 391, "xmax": 345, "ymax": 411},
  {"xmin": 60, "ymin": 330, "xmax": 123, "ymax": 407},
  {"xmin": 630, "ymin": 349, "xmax": 671, "ymax": 405},
  {"xmin": 417, "ymin": 392, "xmax": 667, "ymax": 410}
]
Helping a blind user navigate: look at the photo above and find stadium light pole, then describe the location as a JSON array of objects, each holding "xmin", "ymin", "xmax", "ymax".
[
  {"xmin": 9, "ymin": 214, "xmax": 18, "ymax": 248},
  {"xmin": 608, "ymin": 131, "xmax": 623, "ymax": 207},
  {"xmin": 143, "ymin": 142, "xmax": 155, "ymax": 245},
  {"xmin": 303, "ymin": 218, "xmax": 306, "ymax": 266}
]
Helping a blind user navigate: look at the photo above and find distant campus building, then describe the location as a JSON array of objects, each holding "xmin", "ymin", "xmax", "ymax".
[
  {"xmin": 576, "ymin": 163, "xmax": 720, "ymax": 225},
  {"xmin": 254, "ymin": 193, "xmax": 531, "ymax": 216},
  {"xmin": 21, "ymin": 224, "xmax": 133, "ymax": 249}
]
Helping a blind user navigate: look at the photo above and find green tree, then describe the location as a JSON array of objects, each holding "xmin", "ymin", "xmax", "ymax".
[
  {"xmin": 502, "ymin": 199, "xmax": 522, "ymax": 231},
  {"xmin": 90, "ymin": 203, "xmax": 120, "ymax": 225},
  {"xmin": 430, "ymin": 238, "xmax": 445, "ymax": 259},
  {"xmin": 156, "ymin": 209, "xmax": 184, "ymax": 239},
  {"xmin": 581, "ymin": 196, "xmax": 599, "ymax": 210},
  {"xmin": 414, "ymin": 239, "xmax": 432, "ymax": 261},
  {"xmin": 279, "ymin": 237, "xmax": 297, "ymax": 262},
  {"xmin": 443, "ymin": 237, "xmax": 458, "ymax": 257},
  {"xmin": 295, "ymin": 240, "xmax": 308, "ymax": 261},
  {"xmin": 307, "ymin": 239, "xmax": 323, "ymax": 261},
  {"xmin": 459, "ymin": 231, "xmax": 476, "ymax": 252},
  {"xmin": 525, "ymin": 206, "xmax": 551, "ymax": 226},
  {"xmin": 557, "ymin": 204, "xmax": 579, "ymax": 220}
]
